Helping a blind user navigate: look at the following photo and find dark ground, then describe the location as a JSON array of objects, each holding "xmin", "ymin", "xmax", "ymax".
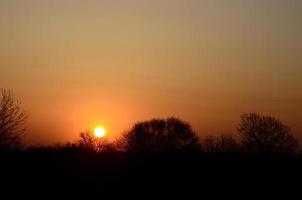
[{"xmin": 1, "ymin": 149, "xmax": 301, "ymax": 198}]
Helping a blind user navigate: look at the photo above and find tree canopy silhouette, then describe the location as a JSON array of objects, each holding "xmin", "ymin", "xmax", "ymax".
[
  {"xmin": 124, "ymin": 117, "xmax": 201, "ymax": 153},
  {"xmin": 238, "ymin": 113, "xmax": 298, "ymax": 153},
  {"xmin": 0, "ymin": 89, "xmax": 27, "ymax": 151}
]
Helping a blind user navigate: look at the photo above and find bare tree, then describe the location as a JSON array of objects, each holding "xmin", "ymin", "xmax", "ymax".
[
  {"xmin": 79, "ymin": 130, "xmax": 96, "ymax": 150},
  {"xmin": 202, "ymin": 136, "xmax": 216, "ymax": 153},
  {"xmin": 238, "ymin": 113, "xmax": 298, "ymax": 153},
  {"xmin": 215, "ymin": 134, "xmax": 240, "ymax": 153},
  {"xmin": 124, "ymin": 117, "xmax": 201, "ymax": 153},
  {"xmin": 202, "ymin": 134, "xmax": 240, "ymax": 153},
  {"xmin": 78, "ymin": 130, "xmax": 116, "ymax": 152},
  {"xmin": 0, "ymin": 89, "xmax": 27, "ymax": 151}
]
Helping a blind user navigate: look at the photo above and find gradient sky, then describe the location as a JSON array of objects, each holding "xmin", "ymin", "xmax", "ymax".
[{"xmin": 1, "ymin": 0, "xmax": 302, "ymax": 145}]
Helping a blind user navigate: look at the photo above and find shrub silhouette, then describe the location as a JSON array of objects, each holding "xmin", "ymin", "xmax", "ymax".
[
  {"xmin": 238, "ymin": 113, "xmax": 298, "ymax": 153},
  {"xmin": 123, "ymin": 117, "xmax": 201, "ymax": 153},
  {"xmin": 0, "ymin": 89, "xmax": 27, "ymax": 151}
]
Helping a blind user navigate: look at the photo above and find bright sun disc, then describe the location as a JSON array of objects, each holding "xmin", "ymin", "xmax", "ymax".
[{"xmin": 94, "ymin": 127, "xmax": 106, "ymax": 138}]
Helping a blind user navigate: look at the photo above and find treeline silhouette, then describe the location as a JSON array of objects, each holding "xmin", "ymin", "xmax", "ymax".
[
  {"xmin": 72, "ymin": 115, "xmax": 298, "ymax": 155},
  {"xmin": 1, "ymin": 89, "xmax": 302, "ymax": 195}
]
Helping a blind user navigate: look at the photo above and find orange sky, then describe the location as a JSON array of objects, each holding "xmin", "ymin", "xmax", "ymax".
[{"xmin": 1, "ymin": 0, "xmax": 302, "ymax": 145}]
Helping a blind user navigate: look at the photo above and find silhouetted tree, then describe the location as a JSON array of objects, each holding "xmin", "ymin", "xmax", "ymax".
[
  {"xmin": 78, "ymin": 130, "xmax": 116, "ymax": 152},
  {"xmin": 238, "ymin": 113, "xmax": 298, "ymax": 153},
  {"xmin": 79, "ymin": 130, "xmax": 95, "ymax": 150},
  {"xmin": 202, "ymin": 136, "xmax": 216, "ymax": 153},
  {"xmin": 202, "ymin": 134, "xmax": 240, "ymax": 153},
  {"xmin": 113, "ymin": 133, "xmax": 129, "ymax": 151},
  {"xmin": 0, "ymin": 89, "xmax": 27, "ymax": 151},
  {"xmin": 216, "ymin": 134, "xmax": 240, "ymax": 153},
  {"xmin": 124, "ymin": 117, "xmax": 201, "ymax": 153}
]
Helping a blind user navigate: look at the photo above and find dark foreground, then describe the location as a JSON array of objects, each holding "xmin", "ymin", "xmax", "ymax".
[{"xmin": 1, "ymin": 149, "xmax": 301, "ymax": 197}]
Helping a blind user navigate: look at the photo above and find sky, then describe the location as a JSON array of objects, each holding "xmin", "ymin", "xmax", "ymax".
[{"xmin": 0, "ymin": 0, "xmax": 302, "ymax": 145}]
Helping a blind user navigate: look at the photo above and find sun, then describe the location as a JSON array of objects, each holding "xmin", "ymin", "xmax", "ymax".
[{"xmin": 94, "ymin": 127, "xmax": 106, "ymax": 138}]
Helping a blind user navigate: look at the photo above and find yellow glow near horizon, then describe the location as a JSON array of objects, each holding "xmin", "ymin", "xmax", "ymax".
[{"xmin": 94, "ymin": 127, "xmax": 106, "ymax": 138}]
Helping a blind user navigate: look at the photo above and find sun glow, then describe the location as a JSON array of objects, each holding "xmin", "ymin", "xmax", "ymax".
[{"xmin": 94, "ymin": 127, "xmax": 106, "ymax": 138}]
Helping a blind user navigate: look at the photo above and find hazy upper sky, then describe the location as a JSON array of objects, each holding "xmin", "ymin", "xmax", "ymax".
[{"xmin": 1, "ymin": 0, "xmax": 302, "ymax": 145}]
